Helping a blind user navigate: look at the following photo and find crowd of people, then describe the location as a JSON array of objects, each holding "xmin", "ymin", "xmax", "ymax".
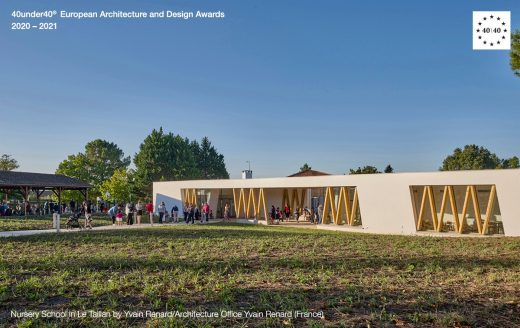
[
  {"xmin": 1, "ymin": 196, "xmax": 327, "ymax": 228},
  {"xmin": 269, "ymin": 203, "xmax": 324, "ymax": 224},
  {"xmin": 178, "ymin": 202, "xmax": 213, "ymax": 224},
  {"xmin": 0, "ymin": 199, "xmax": 109, "ymax": 217},
  {"xmin": 105, "ymin": 201, "xmax": 214, "ymax": 227},
  {"xmin": 107, "ymin": 201, "xmax": 148, "ymax": 226}
]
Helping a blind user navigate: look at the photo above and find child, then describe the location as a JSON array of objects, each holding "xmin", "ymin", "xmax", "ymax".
[
  {"xmin": 275, "ymin": 207, "xmax": 282, "ymax": 224},
  {"xmin": 116, "ymin": 210, "xmax": 123, "ymax": 226},
  {"xmin": 294, "ymin": 208, "xmax": 300, "ymax": 222}
]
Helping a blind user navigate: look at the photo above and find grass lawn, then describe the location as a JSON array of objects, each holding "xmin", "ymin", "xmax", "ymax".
[
  {"xmin": 0, "ymin": 214, "xmax": 112, "ymax": 231},
  {"xmin": 0, "ymin": 224, "xmax": 519, "ymax": 327}
]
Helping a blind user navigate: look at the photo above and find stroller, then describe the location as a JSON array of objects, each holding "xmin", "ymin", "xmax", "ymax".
[{"xmin": 66, "ymin": 212, "xmax": 83, "ymax": 230}]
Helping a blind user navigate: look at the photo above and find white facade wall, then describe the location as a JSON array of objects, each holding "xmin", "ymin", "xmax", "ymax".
[{"xmin": 153, "ymin": 169, "xmax": 520, "ymax": 236}]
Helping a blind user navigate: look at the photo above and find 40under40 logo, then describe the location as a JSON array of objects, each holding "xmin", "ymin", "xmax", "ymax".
[{"xmin": 473, "ymin": 11, "xmax": 511, "ymax": 50}]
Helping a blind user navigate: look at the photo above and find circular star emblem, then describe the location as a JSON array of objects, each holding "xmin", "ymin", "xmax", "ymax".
[{"xmin": 476, "ymin": 15, "xmax": 509, "ymax": 47}]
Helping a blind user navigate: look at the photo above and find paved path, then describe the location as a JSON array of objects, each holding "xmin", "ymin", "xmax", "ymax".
[
  {"xmin": 0, "ymin": 220, "xmax": 223, "ymax": 238},
  {"xmin": 1, "ymin": 219, "xmax": 492, "ymax": 238}
]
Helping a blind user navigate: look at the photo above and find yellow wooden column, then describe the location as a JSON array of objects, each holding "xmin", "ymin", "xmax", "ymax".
[
  {"xmin": 481, "ymin": 185, "xmax": 497, "ymax": 235},
  {"xmin": 299, "ymin": 189, "xmax": 307, "ymax": 210},
  {"xmin": 290, "ymin": 189, "xmax": 299, "ymax": 213},
  {"xmin": 416, "ymin": 186, "xmax": 428, "ymax": 230},
  {"xmin": 257, "ymin": 188, "xmax": 268, "ymax": 223},
  {"xmin": 426, "ymin": 186, "xmax": 439, "ymax": 231},
  {"xmin": 437, "ymin": 186, "xmax": 460, "ymax": 233},
  {"xmin": 232, "ymin": 189, "xmax": 239, "ymax": 218},
  {"xmin": 349, "ymin": 188, "xmax": 359, "ymax": 225},
  {"xmin": 469, "ymin": 186, "xmax": 483, "ymax": 234},
  {"xmin": 322, "ymin": 187, "xmax": 336, "ymax": 224},
  {"xmin": 335, "ymin": 187, "xmax": 351, "ymax": 225},
  {"xmin": 458, "ymin": 186, "xmax": 471, "ymax": 234},
  {"xmin": 246, "ymin": 188, "xmax": 257, "ymax": 218},
  {"xmin": 448, "ymin": 186, "xmax": 460, "ymax": 233}
]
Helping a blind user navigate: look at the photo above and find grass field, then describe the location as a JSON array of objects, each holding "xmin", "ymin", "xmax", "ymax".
[
  {"xmin": 0, "ymin": 224, "xmax": 519, "ymax": 327},
  {"xmin": 0, "ymin": 214, "xmax": 112, "ymax": 231}
]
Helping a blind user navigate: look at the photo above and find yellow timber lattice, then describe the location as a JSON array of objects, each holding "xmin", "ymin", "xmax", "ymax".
[
  {"xmin": 415, "ymin": 185, "xmax": 497, "ymax": 235},
  {"xmin": 233, "ymin": 188, "xmax": 268, "ymax": 221},
  {"xmin": 182, "ymin": 189, "xmax": 197, "ymax": 205},
  {"xmin": 322, "ymin": 187, "xmax": 360, "ymax": 225},
  {"xmin": 281, "ymin": 189, "xmax": 307, "ymax": 213}
]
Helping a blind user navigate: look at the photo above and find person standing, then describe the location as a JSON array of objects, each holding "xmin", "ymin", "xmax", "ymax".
[
  {"xmin": 183, "ymin": 203, "xmax": 189, "ymax": 223},
  {"xmin": 202, "ymin": 202, "xmax": 210, "ymax": 223},
  {"xmin": 224, "ymin": 203, "xmax": 230, "ymax": 221},
  {"xmin": 158, "ymin": 201, "xmax": 166, "ymax": 224},
  {"xmin": 84, "ymin": 200, "xmax": 93, "ymax": 229},
  {"xmin": 116, "ymin": 209, "xmax": 124, "ymax": 226},
  {"xmin": 125, "ymin": 202, "xmax": 132, "ymax": 225},
  {"xmin": 108, "ymin": 204, "xmax": 118, "ymax": 225},
  {"xmin": 136, "ymin": 201, "xmax": 143, "ymax": 225},
  {"xmin": 294, "ymin": 207, "xmax": 300, "ymax": 222},
  {"xmin": 270, "ymin": 205, "xmax": 276, "ymax": 224},
  {"xmin": 317, "ymin": 203, "xmax": 324, "ymax": 225},
  {"xmin": 276, "ymin": 207, "xmax": 282, "ymax": 223},
  {"xmin": 171, "ymin": 204, "xmax": 179, "ymax": 223},
  {"xmin": 146, "ymin": 201, "xmax": 154, "ymax": 226},
  {"xmin": 284, "ymin": 204, "xmax": 291, "ymax": 221},
  {"xmin": 130, "ymin": 202, "xmax": 136, "ymax": 225},
  {"xmin": 124, "ymin": 203, "xmax": 129, "ymax": 224},
  {"xmin": 189, "ymin": 204, "xmax": 195, "ymax": 224},
  {"xmin": 194, "ymin": 205, "xmax": 201, "ymax": 223}
]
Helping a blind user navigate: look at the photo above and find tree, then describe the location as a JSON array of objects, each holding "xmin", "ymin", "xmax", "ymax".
[
  {"xmin": 384, "ymin": 164, "xmax": 394, "ymax": 173},
  {"xmin": 193, "ymin": 137, "xmax": 229, "ymax": 179},
  {"xmin": 349, "ymin": 166, "xmax": 381, "ymax": 174},
  {"xmin": 511, "ymin": 30, "xmax": 520, "ymax": 77},
  {"xmin": 133, "ymin": 128, "xmax": 199, "ymax": 196},
  {"xmin": 501, "ymin": 156, "xmax": 520, "ymax": 169},
  {"xmin": 100, "ymin": 169, "xmax": 133, "ymax": 204},
  {"xmin": 134, "ymin": 130, "xmax": 230, "ymax": 197},
  {"xmin": 441, "ymin": 145, "xmax": 519, "ymax": 171},
  {"xmin": 0, "ymin": 154, "xmax": 19, "ymax": 171},
  {"xmin": 56, "ymin": 139, "xmax": 130, "ymax": 198},
  {"xmin": 299, "ymin": 163, "xmax": 312, "ymax": 172}
]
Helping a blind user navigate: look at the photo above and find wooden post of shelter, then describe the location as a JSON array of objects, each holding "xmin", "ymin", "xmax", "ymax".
[
  {"xmin": 58, "ymin": 187, "xmax": 62, "ymax": 214},
  {"xmin": 20, "ymin": 186, "xmax": 30, "ymax": 218},
  {"xmin": 35, "ymin": 188, "xmax": 45, "ymax": 216}
]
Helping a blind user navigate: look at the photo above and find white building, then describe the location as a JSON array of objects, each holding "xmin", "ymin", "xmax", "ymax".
[{"xmin": 153, "ymin": 169, "xmax": 520, "ymax": 236}]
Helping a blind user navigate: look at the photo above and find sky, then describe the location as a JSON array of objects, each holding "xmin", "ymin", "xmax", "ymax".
[{"xmin": 1, "ymin": 0, "xmax": 519, "ymax": 178}]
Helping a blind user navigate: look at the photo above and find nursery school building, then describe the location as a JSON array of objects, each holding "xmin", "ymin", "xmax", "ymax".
[{"xmin": 153, "ymin": 169, "xmax": 520, "ymax": 237}]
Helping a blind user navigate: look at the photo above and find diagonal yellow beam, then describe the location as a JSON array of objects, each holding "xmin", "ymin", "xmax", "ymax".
[
  {"xmin": 257, "ymin": 188, "xmax": 268, "ymax": 223},
  {"xmin": 448, "ymin": 186, "xmax": 460, "ymax": 233},
  {"xmin": 291, "ymin": 189, "xmax": 298, "ymax": 214},
  {"xmin": 482, "ymin": 185, "xmax": 497, "ymax": 235},
  {"xmin": 437, "ymin": 186, "xmax": 449, "ymax": 232},
  {"xmin": 322, "ymin": 187, "xmax": 336, "ymax": 224},
  {"xmin": 282, "ymin": 189, "xmax": 289, "ymax": 210},
  {"xmin": 246, "ymin": 188, "xmax": 257, "ymax": 218},
  {"xmin": 299, "ymin": 188, "xmax": 307, "ymax": 210},
  {"xmin": 470, "ymin": 186, "xmax": 482, "ymax": 234},
  {"xmin": 350, "ymin": 188, "xmax": 359, "ymax": 226},
  {"xmin": 416, "ymin": 186, "xmax": 428, "ymax": 231},
  {"xmin": 459, "ymin": 186, "xmax": 471, "ymax": 234},
  {"xmin": 233, "ymin": 188, "xmax": 239, "ymax": 218},
  {"xmin": 427, "ymin": 186, "xmax": 438, "ymax": 231}
]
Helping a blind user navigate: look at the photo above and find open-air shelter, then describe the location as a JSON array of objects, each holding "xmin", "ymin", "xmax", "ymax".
[{"xmin": 0, "ymin": 171, "xmax": 91, "ymax": 215}]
